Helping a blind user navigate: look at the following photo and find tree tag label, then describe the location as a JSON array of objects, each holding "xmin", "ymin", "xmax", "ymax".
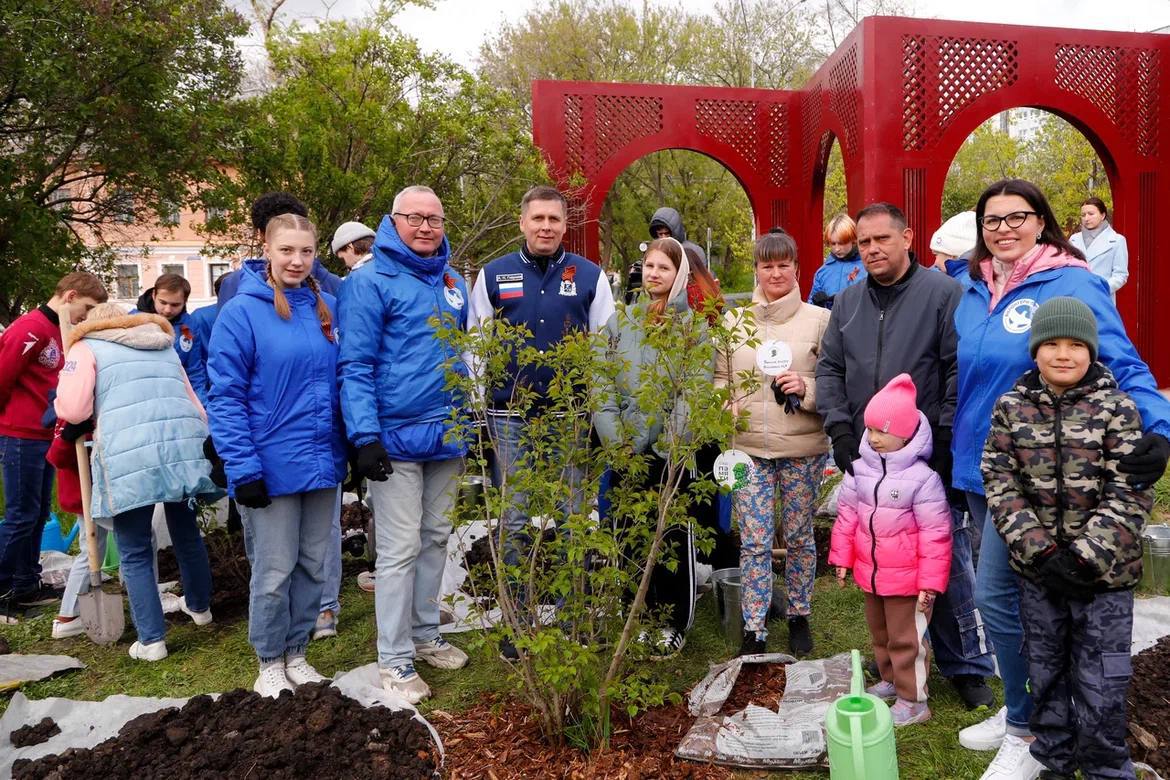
[
  {"xmin": 714, "ymin": 449, "xmax": 754, "ymax": 491},
  {"xmin": 756, "ymin": 339, "xmax": 793, "ymax": 376}
]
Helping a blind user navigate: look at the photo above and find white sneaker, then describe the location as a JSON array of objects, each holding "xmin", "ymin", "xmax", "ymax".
[
  {"xmin": 128, "ymin": 640, "xmax": 168, "ymax": 662},
  {"xmin": 178, "ymin": 596, "xmax": 213, "ymax": 626},
  {"xmin": 311, "ymin": 610, "xmax": 337, "ymax": 640},
  {"xmin": 254, "ymin": 661, "xmax": 294, "ymax": 697},
  {"xmin": 51, "ymin": 617, "xmax": 85, "ymax": 639},
  {"xmin": 960, "ymin": 706, "xmax": 1007, "ymax": 751},
  {"xmin": 284, "ymin": 654, "xmax": 327, "ymax": 686},
  {"xmin": 414, "ymin": 637, "xmax": 468, "ymax": 670},
  {"xmin": 979, "ymin": 734, "xmax": 1042, "ymax": 780},
  {"xmin": 380, "ymin": 664, "xmax": 431, "ymax": 704},
  {"xmin": 357, "ymin": 571, "xmax": 376, "ymax": 593}
]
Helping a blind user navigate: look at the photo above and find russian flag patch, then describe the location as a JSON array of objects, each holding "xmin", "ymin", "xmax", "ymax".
[{"xmin": 499, "ymin": 281, "xmax": 524, "ymax": 300}]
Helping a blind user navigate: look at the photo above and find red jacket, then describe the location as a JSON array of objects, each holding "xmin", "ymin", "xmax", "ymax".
[
  {"xmin": 46, "ymin": 423, "xmax": 82, "ymax": 514},
  {"xmin": 0, "ymin": 307, "xmax": 64, "ymax": 440}
]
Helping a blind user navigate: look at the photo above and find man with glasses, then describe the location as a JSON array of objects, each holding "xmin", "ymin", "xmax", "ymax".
[
  {"xmin": 816, "ymin": 202, "xmax": 998, "ymax": 712},
  {"xmin": 468, "ymin": 185, "xmax": 615, "ymax": 660},
  {"xmin": 338, "ymin": 185, "xmax": 471, "ymax": 704}
]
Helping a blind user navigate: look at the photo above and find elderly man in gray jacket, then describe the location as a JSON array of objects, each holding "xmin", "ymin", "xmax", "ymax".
[{"xmin": 815, "ymin": 202, "xmax": 997, "ymax": 712}]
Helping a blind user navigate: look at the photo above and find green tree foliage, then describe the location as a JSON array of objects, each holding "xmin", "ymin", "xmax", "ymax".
[
  {"xmin": 1020, "ymin": 114, "xmax": 1111, "ymax": 234},
  {"xmin": 220, "ymin": 9, "xmax": 543, "ymax": 271},
  {"xmin": 0, "ymin": 0, "xmax": 246, "ymax": 321},
  {"xmin": 941, "ymin": 123, "xmax": 1022, "ymax": 219}
]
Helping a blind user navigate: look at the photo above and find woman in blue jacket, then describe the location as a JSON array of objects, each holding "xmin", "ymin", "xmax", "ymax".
[
  {"xmin": 951, "ymin": 179, "xmax": 1170, "ymax": 779},
  {"xmin": 208, "ymin": 214, "xmax": 346, "ymax": 698}
]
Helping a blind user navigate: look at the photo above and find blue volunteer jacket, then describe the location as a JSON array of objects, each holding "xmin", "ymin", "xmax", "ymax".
[
  {"xmin": 808, "ymin": 249, "xmax": 866, "ymax": 307},
  {"xmin": 952, "ymin": 265, "xmax": 1170, "ymax": 495},
  {"xmin": 188, "ymin": 303, "xmax": 216, "ymax": 394},
  {"xmin": 338, "ymin": 215, "xmax": 468, "ymax": 462},
  {"xmin": 207, "ymin": 266, "xmax": 346, "ymax": 497},
  {"xmin": 469, "ymin": 247, "xmax": 610, "ymax": 408},
  {"xmin": 218, "ymin": 257, "xmax": 343, "ymax": 308}
]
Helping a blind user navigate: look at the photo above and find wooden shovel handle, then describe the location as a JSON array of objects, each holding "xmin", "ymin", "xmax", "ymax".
[{"xmin": 75, "ymin": 438, "xmax": 101, "ymax": 587}]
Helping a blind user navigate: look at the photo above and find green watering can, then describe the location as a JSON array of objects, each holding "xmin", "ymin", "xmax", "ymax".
[{"xmin": 824, "ymin": 649, "xmax": 899, "ymax": 780}]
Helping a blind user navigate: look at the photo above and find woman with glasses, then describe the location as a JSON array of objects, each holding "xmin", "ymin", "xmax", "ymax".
[{"xmin": 949, "ymin": 179, "xmax": 1170, "ymax": 780}]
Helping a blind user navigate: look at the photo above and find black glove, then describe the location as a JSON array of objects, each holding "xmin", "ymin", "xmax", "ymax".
[
  {"xmin": 829, "ymin": 423, "xmax": 860, "ymax": 476},
  {"xmin": 1035, "ymin": 547, "xmax": 1097, "ymax": 600},
  {"xmin": 202, "ymin": 436, "xmax": 227, "ymax": 489},
  {"xmin": 356, "ymin": 441, "xmax": 393, "ymax": 482},
  {"xmin": 235, "ymin": 479, "xmax": 271, "ymax": 509},
  {"xmin": 811, "ymin": 291, "xmax": 832, "ymax": 307},
  {"xmin": 1118, "ymin": 432, "xmax": 1170, "ymax": 487},
  {"xmin": 61, "ymin": 418, "xmax": 95, "ymax": 443},
  {"xmin": 770, "ymin": 381, "xmax": 802, "ymax": 414},
  {"xmin": 929, "ymin": 426, "xmax": 954, "ymax": 488}
]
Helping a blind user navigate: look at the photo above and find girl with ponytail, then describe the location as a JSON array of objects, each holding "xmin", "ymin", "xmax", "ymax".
[{"xmin": 207, "ymin": 213, "xmax": 347, "ymax": 697}]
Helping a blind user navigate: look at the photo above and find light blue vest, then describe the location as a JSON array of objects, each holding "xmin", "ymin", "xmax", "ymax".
[{"xmin": 88, "ymin": 338, "xmax": 216, "ymax": 521}]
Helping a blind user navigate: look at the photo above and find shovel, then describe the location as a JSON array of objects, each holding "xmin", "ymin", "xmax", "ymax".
[{"xmin": 75, "ymin": 438, "xmax": 125, "ymax": 645}]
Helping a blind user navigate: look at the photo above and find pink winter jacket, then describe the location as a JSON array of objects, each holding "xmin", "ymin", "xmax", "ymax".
[{"xmin": 828, "ymin": 411, "xmax": 952, "ymax": 596}]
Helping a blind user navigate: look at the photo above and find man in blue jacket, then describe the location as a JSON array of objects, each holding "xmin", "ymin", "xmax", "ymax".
[
  {"xmin": 468, "ymin": 185, "xmax": 615, "ymax": 659},
  {"xmin": 133, "ymin": 274, "xmax": 208, "ymax": 407},
  {"xmin": 339, "ymin": 185, "xmax": 470, "ymax": 705},
  {"xmin": 217, "ymin": 192, "xmax": 342, "ymax": 309}
]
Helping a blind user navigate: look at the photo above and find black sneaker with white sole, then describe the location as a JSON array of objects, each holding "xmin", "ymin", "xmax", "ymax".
[{"xmin": 15, "ymin": 583, "xmax": 62, "ymax": 608}]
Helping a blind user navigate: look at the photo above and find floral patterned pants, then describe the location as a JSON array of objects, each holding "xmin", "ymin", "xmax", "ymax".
[{"xmin": 732, "ymin": 454, "xmax": 826, "ymax": 634}]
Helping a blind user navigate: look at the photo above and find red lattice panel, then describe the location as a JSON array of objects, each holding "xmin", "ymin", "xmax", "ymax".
[
  {"xmin": 828, "ymin": 44, "xmax": 860, "ymax": 156},
  {"xmin": 933, "ymin": 36, "xmax": 1019, "ymax": 142},
  {"xmin": 1054, "ymin": 44, "xmax": 1160, "ymax": 157},
  {"xmin": 563, "ymin": 94, "xmax": 585, "ymax": 175},
  {"xmin": 768, "ymin": 103, "xmax": 790, "ymax": 186},
  {"xmin": 902, "ymin": 35, "xmax": 928, "ymax": 150},
  {"xmin": 696, "ymin": 99, "xmax": 759, "ymax": 167},
  {"xmin": 594, "ymin": 94, "xmax": 664, "ymax": 170},
  {"xmin": 802, "ymin": 84, "xmax": 823, "ymax": 178}
]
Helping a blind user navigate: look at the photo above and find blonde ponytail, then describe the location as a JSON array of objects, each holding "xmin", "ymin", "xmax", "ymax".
[
  {"xmin": 267, "ymin": 266, "xmax": 292, "ymax": 320},
  {"xmin": 306, "ymin": 276, "xmax": 334, "ymax": 342}
]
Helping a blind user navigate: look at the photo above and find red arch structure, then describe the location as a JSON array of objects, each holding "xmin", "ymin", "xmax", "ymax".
[{"xmin": 531, "ymin": 16, "xmax": 1170, "ymax": 382}]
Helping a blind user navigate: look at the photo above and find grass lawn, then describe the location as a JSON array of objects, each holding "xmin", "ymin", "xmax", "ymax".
[{"xmin": 2, "ymin": 471, "xmax": 1167, "ymax": 778}]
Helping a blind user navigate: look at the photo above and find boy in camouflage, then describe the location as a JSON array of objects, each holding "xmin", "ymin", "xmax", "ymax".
[{"xmin": 982, "ymin": 297, "xmax": 1152, "ymax": 780}]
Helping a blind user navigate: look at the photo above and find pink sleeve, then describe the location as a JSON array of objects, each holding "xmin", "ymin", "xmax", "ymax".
[
  {"xmin": 182, "ymin": 372, "xmax": 206, "ymax": 422},
  {"xmin": 913, "ymin": 469, "xmax": 954, "ymax": 593},
  {"xmin": 54, "ymin": 343, "xmax": 96, "ymax": 424},
  {"xmin": 828, "ymin": 474, "xmax": 859, "ymax": 568}
]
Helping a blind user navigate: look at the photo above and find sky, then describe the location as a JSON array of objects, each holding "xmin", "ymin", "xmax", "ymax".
[{"xmin": 249, "ymin": 0, "xmax": 1170, "ymax": 68}]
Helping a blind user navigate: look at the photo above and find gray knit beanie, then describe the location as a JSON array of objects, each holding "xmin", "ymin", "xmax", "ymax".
[{"xmin": 1028, "ymin": 297, "xmax": 1098, "ymax": 361}]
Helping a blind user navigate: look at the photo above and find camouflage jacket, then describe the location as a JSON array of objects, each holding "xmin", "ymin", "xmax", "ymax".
[{"xmin": 982, "ymin": 363, "xmax": 1152, "ymax": 589}]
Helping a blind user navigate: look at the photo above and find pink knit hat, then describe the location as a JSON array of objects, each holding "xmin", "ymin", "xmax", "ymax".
[{"xmin": 864, "ymin": 374, "xmax": 919, "ymax": 439}]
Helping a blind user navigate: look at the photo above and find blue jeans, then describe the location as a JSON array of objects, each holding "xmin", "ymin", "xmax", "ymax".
[
  {"xmin": 969, "ymin": 491, "xmax": 1033, "ymax": 734},
  {"xmin": 0, "ymin": 436, "xmax": 55, "ymax": 594},
  {"xmin": 368, "ymin": 458, "xmax": 461, "ymax": 668},
  {"xmin": 319, "ymin": 489, "xmax": 342, "ymax": 615},
  {"xmin": 114, "ymin": 502, "xmax": 212, "ymax": 645},
  {"xmin": 927, "ymin": 503, "xmax": 996, "ymax": 678},
  {"xmin": 241, "ymin": 487, "xmax": 338, "ymax": 661},
  {"xmin": 487, "ymin": 414, "xmax": 585, "ymax": 567}
]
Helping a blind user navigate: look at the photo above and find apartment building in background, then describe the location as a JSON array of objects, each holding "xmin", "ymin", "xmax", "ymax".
[{"xmin": 82, "ymin": 193, "xmax": 249, "ymax": 312}]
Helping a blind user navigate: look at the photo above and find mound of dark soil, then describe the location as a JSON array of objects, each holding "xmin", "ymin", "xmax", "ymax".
[
  {"xmin": 1128, "ymin": 635, "xmax": 1170, "ymax": 776},
  {"xmin": 12, "ymin": 683, "xmax": 437, "ymax": 779},
  {"xmin": 10, "ymin": 717, "xmax": 60, "ymax": 747}
]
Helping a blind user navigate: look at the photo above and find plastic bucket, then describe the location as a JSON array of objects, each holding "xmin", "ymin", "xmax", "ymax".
[
  {"xmin": 710, "ymin": 567, "xmax": 744, "ymax": 647},
  {"xmin": 1140, "ymin": 525, "xmax": 1170, "ymax": 596}
]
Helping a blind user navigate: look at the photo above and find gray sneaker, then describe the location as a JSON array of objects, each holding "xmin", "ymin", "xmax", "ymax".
[
  {"xmin": 414, "ymin": 637, "xmax": 468, "ymax": 670},
  {"xmin": 380, "ymin": 664, "xmax": 431, "ymax": 704}
]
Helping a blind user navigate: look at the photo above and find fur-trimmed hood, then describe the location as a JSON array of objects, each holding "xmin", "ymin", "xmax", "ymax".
[{"xmin": 68, "ymin": 313, "xmax": 174, "ymax": 350}]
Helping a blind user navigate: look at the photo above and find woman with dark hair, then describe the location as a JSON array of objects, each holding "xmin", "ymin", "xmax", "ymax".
[
  {"xmin": 1069, "ymin": 196, "xmax": 1128, "ymax": 301},
  {"xmin": 595, "ymin": 237, "xmax": 712, "ymax": 657},
  {"xmin": 715, "ymin": 232, "xmax": 830, "ymax": 657},
  {"xmin": 950, "ymin": 179, "xmax": 1170, "ymax": 780}
]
